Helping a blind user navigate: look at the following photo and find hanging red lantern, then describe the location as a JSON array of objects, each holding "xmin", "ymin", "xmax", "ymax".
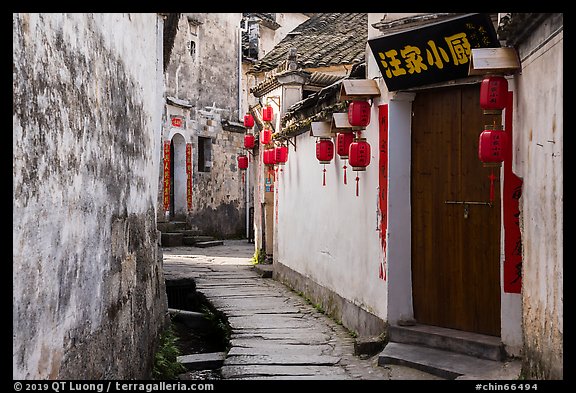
[
  {"xmin": 263, "ymin": 148, "xmax": 277, "ymax": 166},
  {"xmin": 478, "ymin": 125, "xmax": 507, "ymax": 164},
  {"xmin": 237, "ymin": 154, "xmax": 248, "ymax": 170},
  {"xmin": 244, "ymin": 113, "xmax": 254, "ymax": 128},
  {"xmin": 244, "ymin": 133, "xmax": 255, "ymax": 149},
  {"xmin": 480, "ymin": 76, "xmax": 508, "ymax": 113},
  {"xmin": 316, "ymin": 137, "xmax": 334, "ymax": 187},
  {"xmin": 238, "ymin": 153, "xmax": 248, "ymax": 183},
  {"xmin": 349, "ymin": 137, "xmax": 371, "ymax": 170},
  {"xmin": 336, "ymin": 132, "xmax": 354, "ymax": 159},
  {"xmin": 349, "ymin": 137, "xmax": 371, "ymax": 197},
  {"xmin": 348, "ymin": 100, "xmax": 371, "ymax": 127},
  {"xmin": 316, "ymin": 137, "xmax": 334, "ymax": 164},
  {"xmin": 275, "ymin": 145, "xmax": 288, "ymax": 165},
  {"xmin": 260, "ymin": 128, "xmax": 272, "ymax": 145},
  {"xmin": 336, "ymin": 132, "xmax": 354, "ymax": 184},
  {"xmin": 262, "ymin": 105, "xmax": 274, "ymax": 122}
]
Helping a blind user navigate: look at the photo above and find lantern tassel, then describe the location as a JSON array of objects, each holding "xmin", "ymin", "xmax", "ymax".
[
  {"xmin": 242, "ymin": 172, "xmax": 245, "ymax": 183},
  {"xmin": 323, "ymin": 165, "xmax": 326, "ymax": 186},
  {"xmin": 489, "ymin": 169, "xmax": 496, "ymax": 203},
  {"xmin": 343, "ymin": 162, "xmax": 347, "ymax": 185},
  {"xmin": 355, "ymin": 173, "xmax": 360, "ymax": 197}
]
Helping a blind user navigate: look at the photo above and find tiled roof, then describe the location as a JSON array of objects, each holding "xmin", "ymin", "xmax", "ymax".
[{"xmin": 249, "ymin": 13, "xmax": 367, "ymax": 73}]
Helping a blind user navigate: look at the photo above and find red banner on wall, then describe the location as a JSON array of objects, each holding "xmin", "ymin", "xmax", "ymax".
[
  {"xmin": 163, "ymin": 140, "xmax": 171, "ymax": 212},
  {"xmin": 186, "ymin": 143, "xmax": 193, "ymax": 211},
  {"xmin": 378, "ymin": 104, "xmax": 389, "ymax": 281},
  {"xmin": 503, "ymin": 91, "xmax": 523, "ymax": 293}
]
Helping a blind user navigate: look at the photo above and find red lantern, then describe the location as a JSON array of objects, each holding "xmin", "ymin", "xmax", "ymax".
[
  {"xmin": 349, "ymin": 137, "xmax": 371, "ymax": 196},
  {"xmin": 262, "ymin": 105, "xmax": 274, "ymax": 122},
  {"xmin": 275, "ymin": 145, "xmax": 288, "ymax": 165},
  {"xmin": 316, "ymin": 138, "xmax": 334, "ymax": 187},
  {"xmin": 336, "ymin": 132, "xmax": 355, "ymax": 158},
  {"xmin": 480, "ymin": 76, "xmax": 508, "ymax": 112},
  {"xmin": 336, "ymin": 132, "xmax": 354, "ymax": 184},
  {"xmin": 349, "ymin": 138, "xmax": 371, "ymax": 170},
  {"xmin": 237, "ymin": 154, "xmax": 248, "ymax": 170},
  {"xmin": 478, "ymin": 126, "xmax": 507, "ymax": 164},
  {"xmin": 244, "ymin": 113, "xmax": 254, "ymax": 128},
  {"xmin": 260, "ymin": 128, "xmax": 272, "ymax": 145},
  {"xmin": 348, "ymin": 100, "xmax": 371, "ymax": 127},
  {"xmin": 263, "ymin": 148, "xmax": 277, "ymax": 166},
  {"xmin": 316, "ymin": 138, "xmax": 334, "ymax": 164},
  {"xmin": 244, "ymin": 133, "xmax": 255, "ymax": 149}
]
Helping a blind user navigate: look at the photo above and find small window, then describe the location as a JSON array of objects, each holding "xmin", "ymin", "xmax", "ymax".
[
  {"xmin": 198, "ymin": 136, "xmax": 212, "ymax": 172},
  {"xmin": 189, "ymin": 41, "xmax": 196, "ymax": 60}
]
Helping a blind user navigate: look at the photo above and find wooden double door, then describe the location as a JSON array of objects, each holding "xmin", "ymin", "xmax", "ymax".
[{"xmin": 411, "ymin": 84, "xmax": 501, "ymax": 336}]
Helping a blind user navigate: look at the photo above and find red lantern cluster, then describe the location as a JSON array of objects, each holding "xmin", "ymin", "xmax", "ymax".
[
  {"xmin": 348, "ymin": 100, "xmax": 371, "ymax": 127},
  {"xmin": 480, "ymin": 76, "xmax": 508, "ymax": 114},
  {"xmin": 478, "ymin": 125, "xmax": 507, "ymax": 164}
]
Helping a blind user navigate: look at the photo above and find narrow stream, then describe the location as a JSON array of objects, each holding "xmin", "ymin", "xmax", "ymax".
[{"xmin": 164, "ymin": 278, "xmax": 230, "ymax": 380}]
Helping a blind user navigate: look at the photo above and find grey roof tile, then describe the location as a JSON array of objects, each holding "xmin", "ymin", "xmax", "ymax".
[{"xmin": 249, "ymin": 13, "xmax": 367, "ymax": 73}]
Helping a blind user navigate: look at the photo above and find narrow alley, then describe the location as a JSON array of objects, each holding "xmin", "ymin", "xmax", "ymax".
[
  {"xmin": 13, "ymin": 12, "xmax": 563, "ymax": 384},
  {"xmin": 162, "ymin": 240, "xmax": 521, "ymax": 380}
]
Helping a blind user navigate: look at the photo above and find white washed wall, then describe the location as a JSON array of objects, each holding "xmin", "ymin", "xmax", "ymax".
[
  {"xmin": 512, "ymin": 25, "xmax": 563, "ymax": 378},
  {"xmin": 13, "ymin": 13, "xmax": 166, "ymax": 379},
  {"xmin": 276, "ymin": 126, "xmax": 388, "ymax": 320}
]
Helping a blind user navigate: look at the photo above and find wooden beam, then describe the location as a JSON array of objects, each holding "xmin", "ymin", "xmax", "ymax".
[
  {"xmin": 468, "ymin": 47, "xmax": 521, "ymax": 76},
  {"xmin": 339, "ymin": 79, "xmax": 381, "ymax": 101},
  {"xmin": 331, "ymin": 112, "xmax": 364, "ymax": 132}
]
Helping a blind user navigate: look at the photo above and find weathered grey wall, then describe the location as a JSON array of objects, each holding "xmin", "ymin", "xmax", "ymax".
[
  {"xmin": 511, "ymin": 14, "xmax": 563, "ymax": 380},
  {"xmin": 162, "ymin": 13, "xmax": 247, "ymax": 238},
  {"xmin": 13, "ymin": 13, "xmax": 168, "ymax": 379}
]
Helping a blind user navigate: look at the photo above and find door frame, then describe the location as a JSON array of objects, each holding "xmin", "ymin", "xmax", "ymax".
[{"xmin": 385, "ymin": 83, "xmax": 506, "ymax": 334}]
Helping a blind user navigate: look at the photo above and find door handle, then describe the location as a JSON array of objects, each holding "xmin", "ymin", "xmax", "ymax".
[{"xmin": 444, "ymin": 200, "xmax": 493, "ymax": 219}]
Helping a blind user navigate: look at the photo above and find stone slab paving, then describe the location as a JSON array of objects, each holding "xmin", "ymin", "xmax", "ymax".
[{"xmin": 163, "ymin": 241, "xmax": 442, "ymax": 380}]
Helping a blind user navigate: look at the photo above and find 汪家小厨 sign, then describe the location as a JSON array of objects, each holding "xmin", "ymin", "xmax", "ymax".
[{"xmin": 368, "ymin": 13, "xmax": 500, "ymax": 91}]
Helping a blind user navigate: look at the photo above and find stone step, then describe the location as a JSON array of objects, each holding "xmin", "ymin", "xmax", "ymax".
[
  {"xmin": 388, "ymin": 324, "xmax": 504, "ymax": 361},
  {"xmin": 161, "ymin": 232, "xmax": 183, "ymax": 247},
  {"xmin": 195, "ymin": 240, "xmax": 224, "ymax": 248},
  {"xmin": 157, "ymin": 221, "xmax": 188, "ymax": 232},
  {"xmin": 378, "ymin": 342, "xmax": 505, "ymax": 380},
  {"xmin": 177, "ymin": 352, "xmax": 226, "ymax": 371},
  {"xmin": 252, "ymin": 264, "xmax": 273, "ymax": 278},
  {"xmin": 183, "ymin": 236, "xmax": 217, "ymax": 246}
]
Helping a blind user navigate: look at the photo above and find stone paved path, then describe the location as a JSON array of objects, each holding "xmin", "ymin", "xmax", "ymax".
[{"xmin": 162, "ymin": 240, "xmax": 441, "ymax": 380}]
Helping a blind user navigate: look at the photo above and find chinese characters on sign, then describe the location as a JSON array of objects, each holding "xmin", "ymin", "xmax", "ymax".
[
  {"xmin": 163, "ymin": 140, "xmax": 171, "ymax": 212},
  {"xmin": 368, "ymin": 14, "xmax": 499, "ymax": 91},
  {"xmin": 186, "ymin": 143, "xmax": 193, "ymax": 211},
  {"xmin": 171, "ymin": 116, "xmax": 184, "ymax": 128}
]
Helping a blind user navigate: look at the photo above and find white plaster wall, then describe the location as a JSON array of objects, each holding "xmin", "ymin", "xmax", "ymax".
[
  {"xmin": 512, "ymin": 28, "xmax": 563, "ymax": 378},
  {"xmin": 13, "ymin": 13, "xmax": 165, "ymax": 379},
  {"xmin": 277, "ymin": 127, "xmax": 387, "ymax": 319}
]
